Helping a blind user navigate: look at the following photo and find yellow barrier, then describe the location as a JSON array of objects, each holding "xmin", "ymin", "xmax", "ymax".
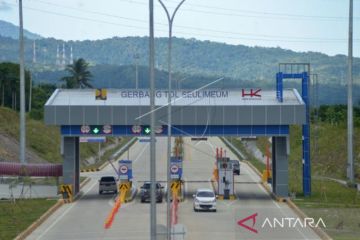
[
  {"xmin": 60, "ymin": 184, "xmax": 73, "ymax": 203},
  {"xmin": 104, "ymin": 185, "xmax": 128, "ymax": 229},
  {"xmin": 262, "ymin": 170, "xmax": 272, "ymax": 183}
]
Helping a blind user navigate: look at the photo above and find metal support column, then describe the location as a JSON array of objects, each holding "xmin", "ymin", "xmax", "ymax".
[
  {"xmin": 271, "ymin": 136, "xmax": 289, "ymax": 197},
  {"xmin": 302, "ymin": 72, "xmax": 311, "ymax": 196},
  {"xmin": 62, "ymin": 137, "xmax": 80, "ymax": 195}
]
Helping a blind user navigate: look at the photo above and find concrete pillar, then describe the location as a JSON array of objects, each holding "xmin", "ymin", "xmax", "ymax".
[
  {"xmin": 63, "ymin": 136, "xmax": 80, "ymax": 195},
  {"xmin": 271, "ymin": 136, "xmax": 288, "ymax": 197}
]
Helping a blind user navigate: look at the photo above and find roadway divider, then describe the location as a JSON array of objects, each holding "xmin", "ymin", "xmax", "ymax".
[{"xmin": 104, "ymin": 182, "xmax": 130, "ymax": 229}]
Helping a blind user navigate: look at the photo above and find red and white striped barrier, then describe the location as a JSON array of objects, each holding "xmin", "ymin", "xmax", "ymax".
[{"xmin": 0, "ymin": 162, "xmax": 62, "ymax": 176}]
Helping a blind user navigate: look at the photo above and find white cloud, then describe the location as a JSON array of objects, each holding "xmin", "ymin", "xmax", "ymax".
[{"xmin": 0, "ymin": 1, "xmax": 12, "ymax": 11}]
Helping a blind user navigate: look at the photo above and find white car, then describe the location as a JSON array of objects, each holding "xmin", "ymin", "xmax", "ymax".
[{"xmin": 193, "ymin": 188, "xmax": 217, "ymax": 212}]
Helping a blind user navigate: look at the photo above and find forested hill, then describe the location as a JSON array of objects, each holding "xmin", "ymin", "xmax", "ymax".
[
  {"xmin": 0, "ymin": 35, "xmax": 359, "ymax": 84},
  {"xmin": 0, "ymin": 20, "xmax": 42, "ymax": 40}
]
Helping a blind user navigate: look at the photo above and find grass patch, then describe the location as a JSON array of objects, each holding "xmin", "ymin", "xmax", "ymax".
[
  {"xmin": 0, "ymin": 107, "xmax": 120, "ymax": 165},
  {"xmin": 0, "ymin": 199, "xmax": 57, "ymax": 240}
]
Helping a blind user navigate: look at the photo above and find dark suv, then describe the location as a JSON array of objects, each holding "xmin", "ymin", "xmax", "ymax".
[
  {"xmin": 230, "ymin": 160, "xmax": 240, "ymax": 175},
  {"xmin": 140, "ymin": 182, "xmax": 164, "ymax": 203}
]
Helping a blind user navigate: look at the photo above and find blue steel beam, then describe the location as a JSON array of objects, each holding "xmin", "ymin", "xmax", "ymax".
[
  {"xmin": 276, "ymin": 71, "xmax": 311, "ymax": 196},
  {"xmin": 61, "ymin": 125, "xmax": 289, "ymax": 137}
]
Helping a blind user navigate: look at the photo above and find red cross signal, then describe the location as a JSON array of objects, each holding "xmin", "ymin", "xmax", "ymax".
[{"xmin": 242, "ymin": 89, "xmax": 262, "ymax": 97}]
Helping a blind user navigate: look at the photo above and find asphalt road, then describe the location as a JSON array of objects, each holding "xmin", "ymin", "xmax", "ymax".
[{"xmin": 26, "ymin": 137, "xmax": 321, "ymax": 240}]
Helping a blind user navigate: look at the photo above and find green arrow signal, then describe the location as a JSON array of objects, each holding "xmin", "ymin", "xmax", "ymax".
[
  {"xmin": 144, "ymin": 127, "xmax": 151, "ymax": 135},
  {"xmin": 93, "ymin": 127, "xmax": 100, "ymax": 134}
]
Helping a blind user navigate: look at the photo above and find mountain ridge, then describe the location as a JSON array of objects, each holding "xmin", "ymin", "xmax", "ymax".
[{"xmin": 0, "ymin": 20, "xmax": 42, "ymax": 40}]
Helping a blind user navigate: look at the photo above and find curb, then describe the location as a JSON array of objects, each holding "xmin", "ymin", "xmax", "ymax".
[
  {"xmin": 15, "ymin": 177, "xmax": 91, "ymax": 240},
  {"xmin": 244, "ymin": 160, "xmax": 332, "ymax": 240},
  {"xmin": 14, "ymin": 199, "xmax": 64, "ymax": 240}
]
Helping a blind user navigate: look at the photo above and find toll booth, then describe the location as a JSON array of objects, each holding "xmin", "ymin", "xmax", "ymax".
[
  {"xmin": 118, "ymin": 160, "xmax": 133, "ymax": 198},
  {"xmin": 170, "ymin": 157, "xmax": 182, "ymax": 180},
  {"xmin": 217, "ymin": 157, "xmax": 234, "ymax": 200},
  {"xmin": 170, "ymin": 156, "xmax": 183, "ymax": 201},
  {"xmin": 118, "ymin": 160, "xmax": 133, "ymax": 181}
]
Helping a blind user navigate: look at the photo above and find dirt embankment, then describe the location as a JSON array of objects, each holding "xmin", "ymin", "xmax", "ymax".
[{"xmin": 0, "ymin": 133, "xmax": 46, "ymax": 163}]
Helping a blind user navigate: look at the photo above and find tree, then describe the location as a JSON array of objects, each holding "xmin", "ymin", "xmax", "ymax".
[
  {"xmin": 0, "ymin": 62, "xmax": 30, "ymax": 110},
  {"xmin": 61, "ymin": 58, "xmax": 93, "ymax": 88}
]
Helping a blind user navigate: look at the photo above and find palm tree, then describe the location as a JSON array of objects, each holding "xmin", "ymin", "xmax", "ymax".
[{"xmin": 61, "ymin": 58, "xmax": 93, "ymax": 88}]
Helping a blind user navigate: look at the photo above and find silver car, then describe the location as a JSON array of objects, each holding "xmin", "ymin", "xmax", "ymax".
[
  {"xmin": 193, "ymin": 188, "xmax": 216, "ymax": 212},
  {"xmin": 99, "ymin": 176, "xmax": 118, "ymax": 194}
]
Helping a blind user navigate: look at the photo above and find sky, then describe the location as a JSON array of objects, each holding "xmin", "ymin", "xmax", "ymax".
[{"xmin": 0, "ymin": 0, "xmax": 359, "ymax": 57}]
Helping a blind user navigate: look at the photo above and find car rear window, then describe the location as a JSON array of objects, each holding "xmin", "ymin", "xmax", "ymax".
[
  {"xmin": 197, "ymin": 191, "xmax": 214, "ymax": 197},
  {"xmin": 101, "ymin": 177, "xmax": 116, "ymax": 182},
  {"xmin": 231, "ymin": 161, "xmax": 239, "ymax": 166}
]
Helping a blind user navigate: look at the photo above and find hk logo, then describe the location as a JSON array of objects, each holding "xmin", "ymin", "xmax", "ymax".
[
  {"xmin": 242, "ymin": 89, "xmax": 262, "ymax": 98},
  {"xmin": 237, "ymin": 213, "xmax": 258, "ymax": 234}
]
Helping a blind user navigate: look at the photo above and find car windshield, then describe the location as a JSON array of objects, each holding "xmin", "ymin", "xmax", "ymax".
[
  {"xmin": 197, "ymin": 191, "xmax": 214, "ymax": 198},
  {"xmin": 143, "ymin": 183, "xmax": 161, "ymax": 189},
  {"xmin": 100, "ymin": 177, "xmax": 115, "ymax": 182}
]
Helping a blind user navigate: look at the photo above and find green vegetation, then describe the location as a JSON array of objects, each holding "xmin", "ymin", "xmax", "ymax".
[
  {"xmin": 61, "ymin": 58, "xmax": 93, "ymax": 88},
  {"xmin": 0, "ymin": 107, "xmax": 62, "ymax": 163},
  {"xmin": 0, "ymin": 107, "xmax": 123, "ymax": 164},
  {"xmin": 81, "ymin": 137, "xmax": 133, "ymax": 170},
  {"xmin": 0, "ymin": 62, "xmax": 31, "ymax": 111},
  {"xmin": 0, "ymin": 199, "xmax": 57, "ymax": 240}
]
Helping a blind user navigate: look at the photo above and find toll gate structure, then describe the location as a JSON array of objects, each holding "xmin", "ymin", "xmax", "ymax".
[{"xmin": 45, "ymin": 83, "xmax": 309, "ymax": 197}]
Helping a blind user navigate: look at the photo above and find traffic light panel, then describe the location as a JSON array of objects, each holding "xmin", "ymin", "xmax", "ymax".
[
  {"xmin": 143, "ymin": 126, "xmax": 151, "ymax": 135},
  {"xmin": 92, "ymin": 126, "xmax": 101, "ymax": 134}
]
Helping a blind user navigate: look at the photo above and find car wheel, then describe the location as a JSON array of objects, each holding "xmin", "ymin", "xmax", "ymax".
[
  {"xmin": 99, "ymin": 191, "xmax": 102, "ymax": 195},
  {"xmin": 213, "ymin": 209, "xmax": 217, "ymax": 212},
  {"xmin": 141, "ymin": 199, "xmax": 144, "ymax": 203},
  {"xmin": 194, "ymin": 208, "xmax": 198, "ymax": 212}
]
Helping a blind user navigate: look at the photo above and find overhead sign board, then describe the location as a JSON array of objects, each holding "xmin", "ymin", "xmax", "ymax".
[
  {"xmin": 79, "ymin": 137, "xmax": 106, "ymax": 143},
  {"xmin": 120, "ymin": 90, "xmax": 229, "ymax": 99}
]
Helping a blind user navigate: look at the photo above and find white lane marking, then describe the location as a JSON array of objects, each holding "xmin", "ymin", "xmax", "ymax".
[
  {"xmin": 37, "ymin": 180, "xmax": 98, "ymax": 240},
  {"xmin": 243, "ymin": 163, "xmax": 309, "ymax": 239}
]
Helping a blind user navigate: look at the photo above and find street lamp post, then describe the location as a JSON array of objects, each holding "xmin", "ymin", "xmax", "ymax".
[
  {"xmin": 149, "ymin": 1, "xmax": 157, "ymax": 240},
  {"xmin": 158, "ymin": 0, "xmax": 186, "ymax": 239},
  {"xmin": 18, "ymin": 0, "xmax": 26, "ymax": 165},
  {"xmin": 347, "ymin": 0, "xmax": 354, "ymax": 182}
]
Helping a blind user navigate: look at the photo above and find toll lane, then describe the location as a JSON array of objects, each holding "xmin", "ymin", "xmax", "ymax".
[
  {"xmin": 178, "ymin": 137, "xmax": 320, "ymax": 240},
  {"xmin": 26, "ymin": 138, "xmax": 170, "ymax": 240}
]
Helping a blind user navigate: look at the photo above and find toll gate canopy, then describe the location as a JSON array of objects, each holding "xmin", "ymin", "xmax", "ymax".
[
  {"xmin": 44, "ymin": 88, "xmax": 306, "ymax": 198},
  {"xmin": 45, "ymin": 89, "xmax": 305, "ymax": 136}
]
